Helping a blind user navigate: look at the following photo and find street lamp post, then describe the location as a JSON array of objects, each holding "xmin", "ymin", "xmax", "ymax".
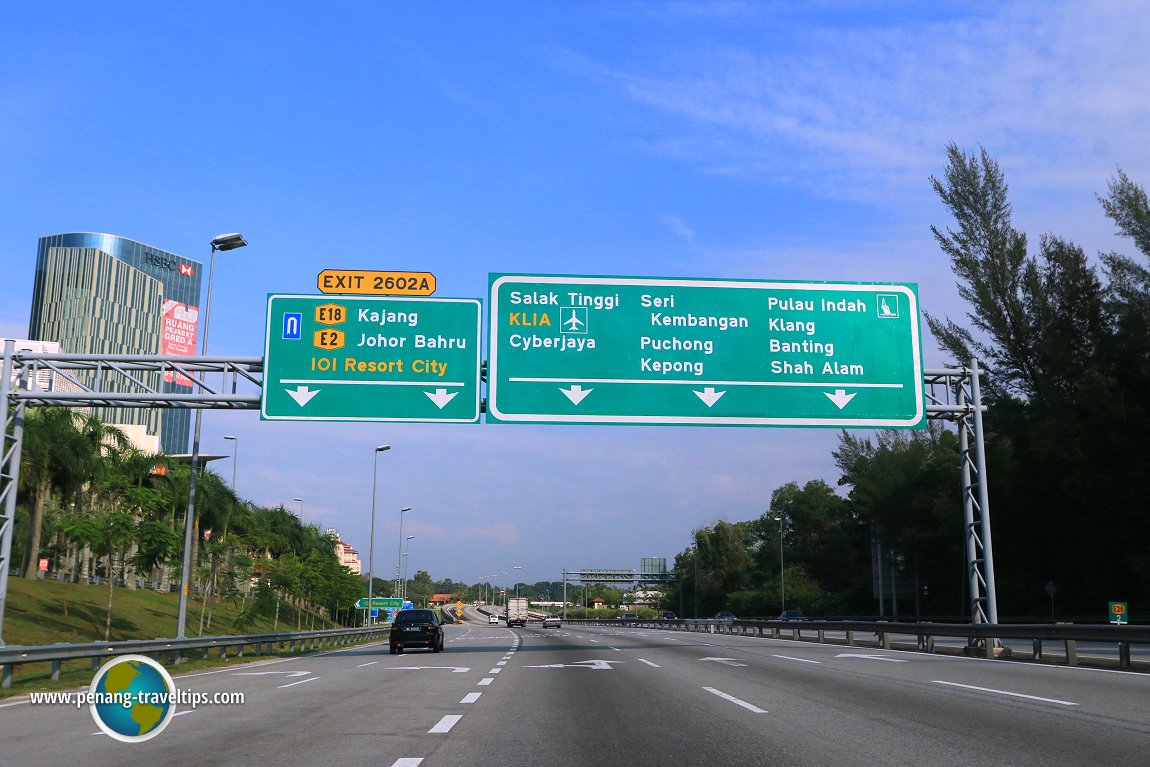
[
  {"xmin": 693, "ymin": 539, "xmax": 698, "ymax": 619},
  {"xmin": 223, "ymin": 435, "xmax": 238, "ymax": 492},
  {"xmin": 177, "ymin": 232, "xmax": 247, "ymax": 640},
  {"xmin": 367, "ymin": 445, "xmax": 390, "ymax": 625},
  {"xmin": 395, "ymin": 506, "xmax": 411, "ymax": 598},
  {"xmin": 777, "ymin": 513, "xmax": 786, "ymax": 613},
  {"xmin": 401, "ymin": 535, "xmax": 414, "ymax": 600}
]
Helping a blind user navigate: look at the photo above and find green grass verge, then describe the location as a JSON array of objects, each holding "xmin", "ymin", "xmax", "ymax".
[{"xmin": 1, "ymin": 576, "xmax": 378, "ymax": 697}]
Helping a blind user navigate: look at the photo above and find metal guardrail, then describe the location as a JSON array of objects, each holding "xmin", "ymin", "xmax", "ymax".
[
  {"xmin": 561, "ymin": 618, "xmax": 1150, "ymax": 670},
  {"xmin": 0, "ymin": 625, "xmax": 389, "ymax": 689}
]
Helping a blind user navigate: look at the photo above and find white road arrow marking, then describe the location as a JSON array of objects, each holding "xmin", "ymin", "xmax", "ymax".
[
  {"xmin": 835, "ymin": 653, "xmax": 907, "ymax": 663},
  {"xmin": 425, "ymin": 388, "xmax": 459, "ymax": 409},
  {"xmin": 232, "ymin": 670, "xmax": 311, "ymax": 677},
  {"xmin": 699, "ymin": 657, "xmax": 748, "ymax": 667},
  {"xmin": 693, "ymin": 387, "xmax": 726, "ymax": 407},
  {"xmin": 560, "ymin": 384, "xmax": 593, "ymax": 404},
  {"xmin": 386, "ymin": 666, "xmax": 471, "ymax": 673},
  {"xmin": 524, "ymin": 659, "xmax": 623, "ymax": 670},
  {"xmin": 286, "ymin": 385, "xmax": 320, "ymax": 406},
  {"xmin": 824, "ymin": 389, "xmax": 857, "ymax": 409}
]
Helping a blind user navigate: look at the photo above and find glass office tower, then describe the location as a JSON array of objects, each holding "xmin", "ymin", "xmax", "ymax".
[{"xmin": 28, "ymin": 233, "xmax": 204, "ymax": 454}]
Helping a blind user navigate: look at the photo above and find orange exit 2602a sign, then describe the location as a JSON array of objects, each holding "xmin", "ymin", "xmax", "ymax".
[{"xmin": 317, "ymin": 269, "xmax": 436, "ymax": 296}]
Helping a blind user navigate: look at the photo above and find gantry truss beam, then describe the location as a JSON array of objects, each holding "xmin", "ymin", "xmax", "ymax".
[{"xmin": 1, "ymin": 345, "xmax": 994, "ymax": 649}]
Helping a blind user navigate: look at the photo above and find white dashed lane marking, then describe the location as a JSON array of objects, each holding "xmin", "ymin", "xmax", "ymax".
[
  {"xmin": 704, "ymin": 687, "xmax": 768, "ymax": 714},
  {"xmin": 429, "ymin": 714, "xmax": 463, "ymax": 733}
]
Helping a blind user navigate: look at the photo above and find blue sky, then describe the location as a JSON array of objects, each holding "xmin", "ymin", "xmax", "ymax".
[{"xmin": 3, "ymin": 2, "xmax": 1148, "ymax": 589}]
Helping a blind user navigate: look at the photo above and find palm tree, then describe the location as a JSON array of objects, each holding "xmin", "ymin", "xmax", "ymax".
[
  {"xmin": 18, "ymin": 407, "xmax": 86, "ymax": 577},
  {"xmin": 65, "ymin": 416, "xmax": 132, "ymax": 583}
]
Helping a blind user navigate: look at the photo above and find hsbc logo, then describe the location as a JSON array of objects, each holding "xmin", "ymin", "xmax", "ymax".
[{"xmin": 142, "ymin": 253, "xmax": 195, "ymax": 277}]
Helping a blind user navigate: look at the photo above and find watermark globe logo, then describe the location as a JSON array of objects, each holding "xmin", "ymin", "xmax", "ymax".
[{"xmin": 88, "ymin": 654, "xmax": 177, "ymax": 742}]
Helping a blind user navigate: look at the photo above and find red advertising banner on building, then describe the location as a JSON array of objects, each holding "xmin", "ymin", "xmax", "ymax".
[{"xmin": 161, "ymin": 300, "xmax": 199, "ymax": 386}]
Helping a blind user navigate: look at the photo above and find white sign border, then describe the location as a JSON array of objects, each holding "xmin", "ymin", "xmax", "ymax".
[
  {"xmin": 488, "ymin": 275, "xmax": 925, "ymax": 427},
  {"xmin": 261, "ymin": 293, "xmax": 483, "ymax": 423}
]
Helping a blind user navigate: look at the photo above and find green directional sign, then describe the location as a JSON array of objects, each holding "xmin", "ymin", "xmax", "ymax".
[
  {"xmin": 262, "ymin": 294, "xmax": 481, "ymax": 422},
  {"xmin": 487, "ymin": 274, "xmax": 925, "ymax": 427},
  {"xmin": 355, "ymin": 597, "xmax": 405, "ymax": 611}
]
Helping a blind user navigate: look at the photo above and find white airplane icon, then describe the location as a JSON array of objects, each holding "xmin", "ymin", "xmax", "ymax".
[{"xmin": 564, "ymin": 313, "xmax": 585, "ymax": 330}]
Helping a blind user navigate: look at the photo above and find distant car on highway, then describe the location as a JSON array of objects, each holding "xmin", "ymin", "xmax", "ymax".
[
  {"xmin": 659, "ymin": 611, "xmax": 677, "ymax": 620},
  {"xmin": 542, "ymin": 615, "xmax": 561, "ymax": 628},
  {"xmin": 777, "ymin": 610, "xmax": 807, "ymax": 621},
  {"xmin": 389, "ymin": 609, "xmax": 444, "ymax": 654},
  {"xmin": 488, "ymin": 614, "xmax": 500, "ymax": 624},
  {"xmin": 622, "ymin": 612, "xmax": 639, "ymax": 625},
  {"xmin": 713, "ymin": 611, "xmax": 737, "ymax": 622}
]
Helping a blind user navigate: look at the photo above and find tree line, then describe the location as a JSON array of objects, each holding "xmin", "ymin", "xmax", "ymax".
[
  {"xmin": 665, "ymin": 146, "xmax": 1150, "ymax": 621},
  {"xmin": 12, "ymin": 407, "xmax": 365, "ymax": 638}
]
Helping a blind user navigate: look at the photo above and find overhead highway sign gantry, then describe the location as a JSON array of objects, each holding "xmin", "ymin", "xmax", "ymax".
[{"xmin": 488, "ymin": 274, "xmax": 924, "ymax": 427}]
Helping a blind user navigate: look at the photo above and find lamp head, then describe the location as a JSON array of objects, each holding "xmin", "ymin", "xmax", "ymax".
[{"xmin": 210, "ymin": 233, "xmax": 248, "ymax": 251}]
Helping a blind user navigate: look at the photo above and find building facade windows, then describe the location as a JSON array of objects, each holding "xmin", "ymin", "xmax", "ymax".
[{"xmin": 28, "ymin": 233, "xmax": 204, "ymax": 454}]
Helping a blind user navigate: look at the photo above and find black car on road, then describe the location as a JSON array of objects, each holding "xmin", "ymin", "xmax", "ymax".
[{"xmin": 389, "ymin": 609, "xmax": 445, "ymax": 654}]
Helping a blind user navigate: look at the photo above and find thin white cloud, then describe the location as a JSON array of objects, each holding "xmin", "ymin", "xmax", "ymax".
[
  {"xmin": 662, "ymin": 214, "xmax": 697, "ymax": 245},
  {"xmin": 578, "ymin": 3, "xmax": 1150, "ymax": 200},
  {"xmin": 453, "ymin": 522, "xmax": 522, "ymax": 544}
]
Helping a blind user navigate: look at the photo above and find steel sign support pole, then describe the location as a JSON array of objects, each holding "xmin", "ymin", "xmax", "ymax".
[
  {"xmin": 970, "ymin": 359, "xmax": 999, "ymax": 625},
  {"xmin": 0, "ymin": 340, "xmax": 26, "ymax": 647}
]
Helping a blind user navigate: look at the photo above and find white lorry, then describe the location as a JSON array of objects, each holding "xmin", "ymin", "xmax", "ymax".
[{"xmin": 505, "ymin": 597, "xmax": 529, "ymax": 628}]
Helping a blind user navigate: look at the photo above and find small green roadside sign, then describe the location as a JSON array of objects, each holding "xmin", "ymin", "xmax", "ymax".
[
  {"xmin": 487, "ymin": 274, "xmax": 925, "ymax": 427},
  {"xmin": 356, "ymin": 597, "xmax": 405, "ymax": 611},
  {"xmin": 1109, "ymin": 601, "xmax": 1128, "ymax": 625},
  {"xmin": 262, "ymin": 294, "xmax": 482, "ymax": 422}
]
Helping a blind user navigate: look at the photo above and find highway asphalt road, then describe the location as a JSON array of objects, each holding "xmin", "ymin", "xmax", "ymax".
[{"xmin": 3, "ymin": 611, "xmax": 1149, "ymax": 766}]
